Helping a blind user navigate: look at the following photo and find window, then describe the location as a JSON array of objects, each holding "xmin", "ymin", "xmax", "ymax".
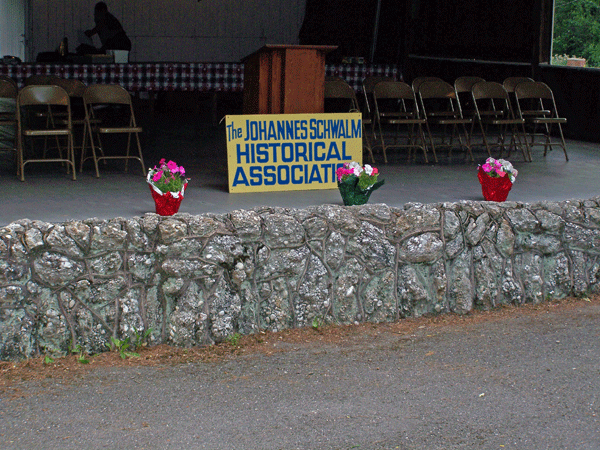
[{"xmin": 552, "ymin": 0, "xmax": 600, "ymax": 67}]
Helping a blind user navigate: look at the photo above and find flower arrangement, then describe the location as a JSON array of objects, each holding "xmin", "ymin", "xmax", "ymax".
[
  {"xmin": 336, "ymin": 161, "xmax": 381, "ymax": 190},
  {"xmin": 147, "ymin": 159, "xmax": 190, "ymax": 216},
  {"xmin": 477, "ymin": 157, "xmax": 517, "ymax": 202},
  {"xmin": 336, "ymin": 161, "xmax": 384, "ymax": 206},
  {"xmin": 147, "ymin": 159, "xmax": 189, "ymax": 196},
  {"xmin": 479, "ymin": 157, "xmax": 518, "ymax": 183}
]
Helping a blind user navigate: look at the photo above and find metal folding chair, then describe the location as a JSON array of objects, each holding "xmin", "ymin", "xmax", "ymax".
[
  {"xmin": 324, "ymin": 79, "xmax": 375, "ymax": 163},
  {"xmin": 514, "ymin": 81, "xmax": 568, "ymax": 161},
  {"xmin": 471, "ymin": 81, "xmax": 531, "ymax": 161},
  {"xmin": 372, "ymin": 81, "xmax": 429, "ymax": 163},
  {"xmin": 0, "ymin": 77, "xmax": 18, "ymax": 170},
  {"xmin": 82, "ymin": 84, "xmax": 146, "ymax": 177},
  {"xmin": 361, "ymin": 76, "xmax": 393, "ymax": 139},
  {"xmin": 418, "ymin": 80, "xmax": 473, "ymax": 161},
  {"xmin": 17, "ymin": 85, "xmax": 76, "ymax": 181}
]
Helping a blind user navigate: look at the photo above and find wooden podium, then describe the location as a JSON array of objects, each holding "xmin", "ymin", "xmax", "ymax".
[{"xmin": 242, "ymin": 44, "xmax": 337, "ymax": 115}]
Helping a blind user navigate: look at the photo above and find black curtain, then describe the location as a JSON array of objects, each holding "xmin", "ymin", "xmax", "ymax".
[
  {"xmin": 299, "ymin": 0, "xmax": 380, "ymax": 62},
  {"xmin": 409, "ymin": 0, "xmax": 536, "ymax": 62}
]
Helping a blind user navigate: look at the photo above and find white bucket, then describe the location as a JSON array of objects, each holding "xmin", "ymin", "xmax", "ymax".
[{"xmin": 107, "ymin": 50, "xmax": 129, "ymax": 63}]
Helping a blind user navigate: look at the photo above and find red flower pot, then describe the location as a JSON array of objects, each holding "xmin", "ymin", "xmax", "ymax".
[
  {"xmin": 149, "ymin": 183, "xmax": 187, "ymax": 216},
  {"xmin": 477, "ymin": 167, "xmax": 513, "ymax": 202}
]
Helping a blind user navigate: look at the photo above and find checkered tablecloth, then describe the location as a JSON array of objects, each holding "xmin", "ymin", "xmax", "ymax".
[{"xmin": 1, "ymin": 62, "xmax": 399, "ymax": 92}]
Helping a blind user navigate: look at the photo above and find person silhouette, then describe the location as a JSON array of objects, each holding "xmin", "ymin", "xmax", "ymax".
[{"xmin": 85, "ymin": 2, "xmax": 131, "ymax": 52}]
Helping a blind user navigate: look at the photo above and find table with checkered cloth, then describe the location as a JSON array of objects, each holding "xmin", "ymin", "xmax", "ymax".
[{"xmin": 1, "ymin": 62, "xmax": 399, "ymax": 92}]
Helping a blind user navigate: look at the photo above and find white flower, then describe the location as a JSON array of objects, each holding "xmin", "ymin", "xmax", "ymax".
[
  {"xmin": 364, "ymin": 164, "xmax": 374, "ymax": 176},
  {"xmin": 348, "ymin": 161, "xmax": 363, "ymax": 176}
]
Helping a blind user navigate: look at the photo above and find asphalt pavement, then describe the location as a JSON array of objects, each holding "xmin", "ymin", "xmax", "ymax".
[{"xmin": 1, "ymin": 297, "xmax": 599, "ymax": 450}]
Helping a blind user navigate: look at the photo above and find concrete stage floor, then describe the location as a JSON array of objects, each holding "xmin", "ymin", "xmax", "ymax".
[{"xmin": 0, "ymin": 104, "xmax": 598, "ymax": 227}]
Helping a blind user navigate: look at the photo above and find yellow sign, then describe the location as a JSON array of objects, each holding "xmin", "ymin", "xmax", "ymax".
[{"xmin": 226, "ymin": 113, "xmax": 363, "ymax": 193}]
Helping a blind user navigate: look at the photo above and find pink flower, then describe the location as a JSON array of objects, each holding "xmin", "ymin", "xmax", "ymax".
[
  {"xmin": 482, "ymin": 163, "xmax": 493, "ymax": 172},
  {"xmin": 497, "ymin": 169, "xmax": 506, "ymax": 177},
  {"xmin": 152, "ymin": 170, "xmax": 163, "ymax": 182},
  {"xmin": 179, "ymin": 167, "xmax": 185, "ymax": 177},
  {"xmin": 371, "ymin": 167, "xmax": 378, "ymax": 175},
  {"xmin": 166, "ymin": 160, "xmax": 178, "ymax": 172},
  {"xmin": 159, "ymin": 158, "xmax": 166, "ymax": 166},
  {"xmin": 336, "ymin": 167, "xmax": 354, "ymax": 181}
]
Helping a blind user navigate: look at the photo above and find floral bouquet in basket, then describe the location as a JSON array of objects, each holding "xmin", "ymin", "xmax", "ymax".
[
  {"xmin": 147, "ymin": 159, "xmax": 190, "ymax": 215},
  {"xmin": 477, "ymin": 157, "xmax": 517, "ymax": 202},
  {"xmin": 336, "ymin": 161, "xmax": 384, "ymax": 206}
]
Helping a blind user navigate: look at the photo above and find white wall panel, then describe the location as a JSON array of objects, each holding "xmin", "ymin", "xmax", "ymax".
[
  {"xmin": 28, "ymin": 0, "xmax": 305, "ymax": 62},
  {"xmin": 0, "ymin": 0, "xmax": 26, "ymax": 58}
]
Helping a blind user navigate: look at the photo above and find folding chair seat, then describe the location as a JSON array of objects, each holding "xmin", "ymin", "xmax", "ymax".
[
  {"xmin": 514, "ymin": 81, "xmax": 568, "ymax": 161},
  {"xmin": 372, "ymin": 81, "xmax": 428, "ymax": 163},
  {"xmin": 418, "ymin": 80, "xmax": 473, "ymax": 161},
  {"xmin": 82, "ymin": 84, "xmax": 146, "ymax": 177},
  {"xmin": 324, "ymin": 79, "xmax": 375, "ymax": 163},
  {"xmin": 471, "ymin": 81, "xmax": 531, "ymax": 161},
  {"xmin": 0, "ymin": 77, "xmax": 18, "ymax": 165},
  {"xmin": 16, "ymin": 85, "xmax": 76, "ymax": 181}
]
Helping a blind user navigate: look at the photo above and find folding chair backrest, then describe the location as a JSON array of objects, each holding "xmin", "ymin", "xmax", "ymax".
[
  {"xmin": 514, "ymin": 81, "xmax": 553, "ymax": 101},
  {"xmin": 362, "ymin": 76, "xmax": 394, "ymax": 95},
  {"xmin": 54, "ymin": 78, "xmax": 87, "ymax": 98},
  {"xmin": 454, "ymin": 76, "xmax": 485, "ymax": 94},
  {"xmin": 23, "ymin": 75, "xmax": 62, "ymax": 86},
  {"xmin": 503, "ymin": 77, "xmax": 534, "ymax": 93},
  {"xmin": 0, "ymin": 76, "xmax": 18, "ymax": 92},
  {"xmin": 373, "ymin": 81, "xmax": 416, "ymax": 101},
  {"xmin": 472, "ymin": 81, "xmax": 511, "ymax": 101},
  {"xmin": 84, "ymin": 84, "xmax": 132, "ymax": 105},
  {"xmin": 0, "ymin": 78, "xmax": 18, "ymax": 100},
  {"xmin": 418, "ymin": 80, "xmax": 457, "ymax": 100},
  {"xmin": 412, "ymin": 76, "xmax": 444, "ymax": 94},
  {"xmin": 324, "ymin": 79, "xmax": 360, "ymax": 112},
  {"xmin": 18, "ymin": 84, "xmax": 69, "ymax": 108}
]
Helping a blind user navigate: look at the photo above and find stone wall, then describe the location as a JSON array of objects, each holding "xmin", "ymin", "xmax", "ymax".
[{"xmin": 1, "ymin": 198, "xmax": 600, "ymax": 361}]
